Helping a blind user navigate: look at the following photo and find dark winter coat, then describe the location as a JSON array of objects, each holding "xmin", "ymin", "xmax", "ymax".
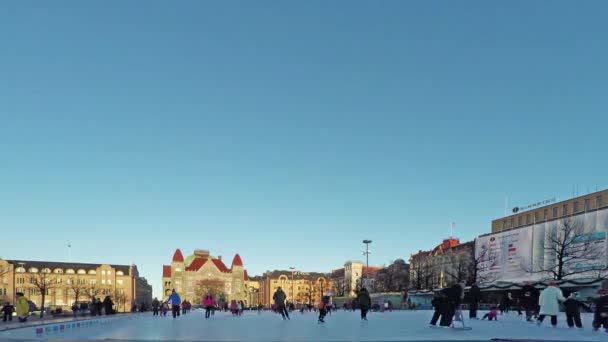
[
  {"xmin": 2, "ymin": 304, "xmax": 15, "ymax": 315},
  {"xmin": 595, "ymin": 295, "xmax": 608, "ymax": 313},
  {"xmin": 468, "ymin": 285, "xmax": 481, "ymax": 304},
  {"xmin": 273, "ymin": 289, "xmax": 286, "ymax": 306},
  {"xmin": 103, "ymin": 296, "xmax": 114, "ymax": 314},
  {"xmin": 357, "ymin": 289, "xmax": 372, "ymax": 309},
  {"xmin": 446, "ymin": 284, "xmax": 463, "ymax": 306},
  {"xmin": 520, "ymin": 285, "xmax": 539, "ymax": 309},
  {"xmin": 563, "ymin": 297, "xmax": 584, "ymax": 314},
  {"xmin": 152, "ymin": 299, "xmax": 160, "ymax": 309}
]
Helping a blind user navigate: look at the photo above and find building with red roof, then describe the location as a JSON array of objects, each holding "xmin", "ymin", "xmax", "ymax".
[
  {"xmin": 162, "ymin": 248, "xmax": 253, "ymax": 305},
  {"xmin": 409, "ymin": 238, "xmax": 474, "ymax": 290}
]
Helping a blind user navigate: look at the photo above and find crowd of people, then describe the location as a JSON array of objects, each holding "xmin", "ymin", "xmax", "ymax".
[{"xmin": 460, "ymin": 282, "xmax": 608, "ymax": 332}]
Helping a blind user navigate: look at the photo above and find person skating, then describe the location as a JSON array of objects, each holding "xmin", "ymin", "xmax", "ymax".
[
  {"xmin": 103, "ymin": 296, "xmax": 114, "ymax": 315},
  {"xmin": 161, "ymin": 302, "xmax": 168, "ymax": 316},
  {"xmin": 15, "ymin": 292, "xmax": 29, "ymax": 323},
  {"xmin": 499, "ymin": 292, "xmax": 512, "ymax": 314},
  {"xmin": 468, "ymin": 284, "xmax": 481, "ymax": 319},
  {"xmin": 563, "ymin": 292, "xmax": 586, "ymax": 328},
  {"xmin": 481, "ymin": 306, "xmax": 498, "ymax": 321},
  {"xmin": 429, "ymin": 290, "xmax": 447, "ymax": 327},
  {"xmin": 537, "ymin": 282, "xmax": 565, "ymax": 327},
  {"xmin": 273, "ymin": 287, "xmax": 289, "ymax": 320},
  {"xmin": 318, "ymin": 294, "xmax": 331, "ymax": 323},
  {"xmin": 203, "ymin": 295, "xmax": 215, "ymax": 319},
  {"xmin": 2, "ymin": 302, "xmax": 15, "ymax": 322},
  {"xmin": 166, "ymin": 289, "xmax": 181, "ymax": 319},
  {"xmin": 152, "ymin": 298, "xmax": 160, "ymax": 316},
  {"xmin": 357, "ymin": 287, "xmax": 372, "ymax": 321},
  {"xmin": 520, "ymin": 282, "xmax": 539, "ymax": 322},
  {"xmin": 592, "ymin": 289, "xmax": 608, "ymax": 332},
  {"xmin": 442, "ymin": 284, "xmax": 462, "ymax": 327}
]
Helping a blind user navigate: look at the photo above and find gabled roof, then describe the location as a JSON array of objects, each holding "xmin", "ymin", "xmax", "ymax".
[
  {"xmin": 172, "ymin": 249, "xmax": 184, "ymax": 262},
  {"xmin": 231, "ymin": 254, "xmax": 243, "ymax": 267},
  {"xmin": 185, "ymin": 257, "xmax": 208, "ymax": 271},
  {"xmin": 162, "ymin": 265, "xmax": 171, "ymax": 278},
  {"xmin": 212, "ymin": 259, "xmax": 230, "ymax": 273}
]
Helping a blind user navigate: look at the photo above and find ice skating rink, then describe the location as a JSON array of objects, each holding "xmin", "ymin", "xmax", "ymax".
[{"xmin": 0, "ymin": 310, "xmax": 605, "ymax": 341}]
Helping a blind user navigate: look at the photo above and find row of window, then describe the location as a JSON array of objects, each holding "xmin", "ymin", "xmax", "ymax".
[
  {"xmin": 503, "ymin": 196, "xmax": 603, "ymax": 229},
  {"xmin": 14, "ymin": 267, "xmax": 124, "ymax": 276}
]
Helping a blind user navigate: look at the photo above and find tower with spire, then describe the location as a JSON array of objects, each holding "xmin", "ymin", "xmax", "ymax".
[{"xmin": 162, "ymin": 248, "xmax": 249, "ymax": 304}]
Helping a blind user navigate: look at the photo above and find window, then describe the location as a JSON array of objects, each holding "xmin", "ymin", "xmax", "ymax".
[
  {"xmin": 53, "ymin": 269, "xmax": 63, "ymax": 274},
  {"xmin": 66, "ymin": 269, "xmax": 75, "ymax": 274},
  {"xmin": 585, "ymin": 198, "xmax": 590, "ymax": 211},
  {"xmin": 107, "ymin": 271, "xmax": 111, "ymax": 275},
  {"xmin": 526, "ymin": 214, "xmax": 530, "ymax": 224},
  {"xmin": 117, "ymin": 279, "xmax": 124, "ymax": 286},
  {"xmin": 573, "ymin": 201, "xmax": 579, "ymax": 213},
  {"xmin": 88, "ymin": 270, "xmax": 97, "ymax": 275},
  {"xmin": 543, "ymin": 209, "xmax": 548, "ymax": 220},
  {"xmin": 77, "ymin": 269, "xmax": 86, "ymax": 275},
  {"xmin": 102, "ymin": 271, "xmax": 106, "ymax": 275},
  {"xmin": 90, "ymin": 279, "xmax": 97, "ymax": 285},
  {"xmin": 16, "ymin": 267, "xmax": 25, "ymax": 273},
  {"xmin": 17, "ymin": 277, "xmax": 25, "ymax": 284},
  {"xmin": 66, "ymin": 278, "xmax": 72, "ymax": 285},
  {"xmin": 28, "ymin": 267, "xmax": 38, "ymax": 273},
  {"xmin": 56, "ymin": 278, "xmax": 62, "ymax": 284},
  {"xmin": 174, "ymin": 268, "xmax": 181, "ymax": 272},
  {"xmin": 598, "ymin": 196, "xmax": 604, "ymax": 208},
  {"xmin": 534, "ymin": 212, "xmax": 539, "ymax": 222},
  {"xmin": 518, "ymin": 216, "xmax": 522, "ymax": 226},
  {"xmin": 553, "ymin": 207, "xmax": 558, "ymax": 218},
  {"xmin": 510, "ymin": 218, "xmax": 515, "ymax": 227},
  {"xmin": 563, "ymin": 204, "xmax": 568, "ymax": 216},
  {"xmin": 102, "ymin": 279, "xmax": 106, "ymax": 285},
  {"xmin": 502, "ymin": 220, "xmax": 506, "ymax": 229},
  {"xmin": 42, "ymin": 268, "xmax": 51, "ymax": 273},
  {"xmin": 116, "ymin": 271, "xmax": 124, "ymax": 276}
]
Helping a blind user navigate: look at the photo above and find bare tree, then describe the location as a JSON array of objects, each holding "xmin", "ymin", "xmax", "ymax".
[
  {"xmin": 375, "ymin": 259, "xmax": 410, "ymax": 292},
  {"xmin": 66, "ymin": 276, "xmax": 89, "ymax": 307},
  {"xmin": 114, "ymin": 289, "xmax": 127, "ymax": 313},
  {"xmin": 526, "ymin": 217, "xmax": 607, "ymax": 280},
  {"xmin": 29, "ymin": 270, "xmax": 59, "ymax": 318},
  {"xmin": 410, "ymin": 255, "xmax": 436, "ymax": 290},
  {"xmin": 330, "ymin": 276, "xmax": 346, "ymax": 297},
  {"xmin": 194, "ymin": 279, "xmax": 225, "ymax": 303},
  {"xmin": 444, "ymin": 252, "xmax": 471, "ymax": 286}
]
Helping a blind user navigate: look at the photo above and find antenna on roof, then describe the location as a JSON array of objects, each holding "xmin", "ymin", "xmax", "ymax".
[
  {"xmin": 450, "ymin": 222, "xmax": 455, "ymax": 239},
  {"xmin": 68, "ymin": 242, "xmax": 71, "ymax": 262}
]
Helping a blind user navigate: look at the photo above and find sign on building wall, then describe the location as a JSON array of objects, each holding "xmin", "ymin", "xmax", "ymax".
[
  {"xmin": 478, "ymin": 207, "xmax": 608, "ymax": 283},
  {"xmin": 476, "ymin": 226, "xmax": 533, "ymax": 282}
]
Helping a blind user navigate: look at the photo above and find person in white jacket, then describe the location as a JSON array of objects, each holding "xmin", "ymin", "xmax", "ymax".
[{"xmin": 537, "ymin": 282, "xmax": 565, "ymax": 327}]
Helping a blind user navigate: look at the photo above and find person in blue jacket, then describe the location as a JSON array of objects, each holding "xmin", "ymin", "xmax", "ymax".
[{"xmin": 166, "ymin": 289, "xmax": 182, "ymax": 319}]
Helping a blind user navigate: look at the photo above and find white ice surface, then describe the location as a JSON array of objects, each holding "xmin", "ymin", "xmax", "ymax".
[{"xmin": 0, "ymin": 310, "xmax": 606, "ymax": 341}]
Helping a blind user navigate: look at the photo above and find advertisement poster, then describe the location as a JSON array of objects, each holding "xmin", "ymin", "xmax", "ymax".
[{"xmin": 476, "ymin": 226, "xmax": 533, "ymax": 282}]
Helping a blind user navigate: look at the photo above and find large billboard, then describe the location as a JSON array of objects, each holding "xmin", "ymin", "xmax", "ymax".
[
  {"xmin": 476, "ymin": 226, "xmax": 533, "ymax": 282},
  {"xmin": 477, "ymin": 207, "xmax": 608, "ymax": 283}
]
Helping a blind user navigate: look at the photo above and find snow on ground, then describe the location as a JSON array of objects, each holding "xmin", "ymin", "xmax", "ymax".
[{"xmin": 0, "ymin": 310, "xmax": 606, "ymax": 341}]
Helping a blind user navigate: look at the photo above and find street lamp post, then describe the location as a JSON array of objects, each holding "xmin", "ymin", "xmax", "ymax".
[{"xmin": 362, "ymin": 240, "xmax": 372, "ymax": 289}]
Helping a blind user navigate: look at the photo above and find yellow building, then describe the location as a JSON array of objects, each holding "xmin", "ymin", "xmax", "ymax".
[
  {"xmin": 162, "ymin": 249, "xmax": 250, "ymax": 305},
  {"xmin": 0, "ymin": 259, "xmax": 150, "ymax": 312},
  {"xmin": 257, "ymin": 270, "xmax": 333, "ymax": 307}
]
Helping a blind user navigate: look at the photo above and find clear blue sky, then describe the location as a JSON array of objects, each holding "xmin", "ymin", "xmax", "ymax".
[{"xmin": 1, "ymin": 1, "xmax": 607, "ymax": 298}]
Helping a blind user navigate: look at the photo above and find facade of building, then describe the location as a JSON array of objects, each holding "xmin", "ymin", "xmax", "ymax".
[
  {"xmin": 478, "ymin": 189, "xmax": 608, "ymax": 284},
  {"xmin": 162, "ymin": 249, "xmax": 249, "ymax": 305},
  {"xmin": 135, "ymin": 277, "xmax": 153, "ymax": 308},
  {"xmin": 331, "ymin": 261, "xmax": 382, "ymax": 296},
  {"xmin": 0, "ymin": 259, "xmax": 147, "ymax": 312},
  {"xmin": 257, "ymin": 270, "xmax": 332, "ymax": 307},
  {"xmin": 492, "ymin": 189, "xmax": 608, "ymax": 233},
  {"xmin": 409, "ymin": 238, "xmax": 474, "ymax": 290}
]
